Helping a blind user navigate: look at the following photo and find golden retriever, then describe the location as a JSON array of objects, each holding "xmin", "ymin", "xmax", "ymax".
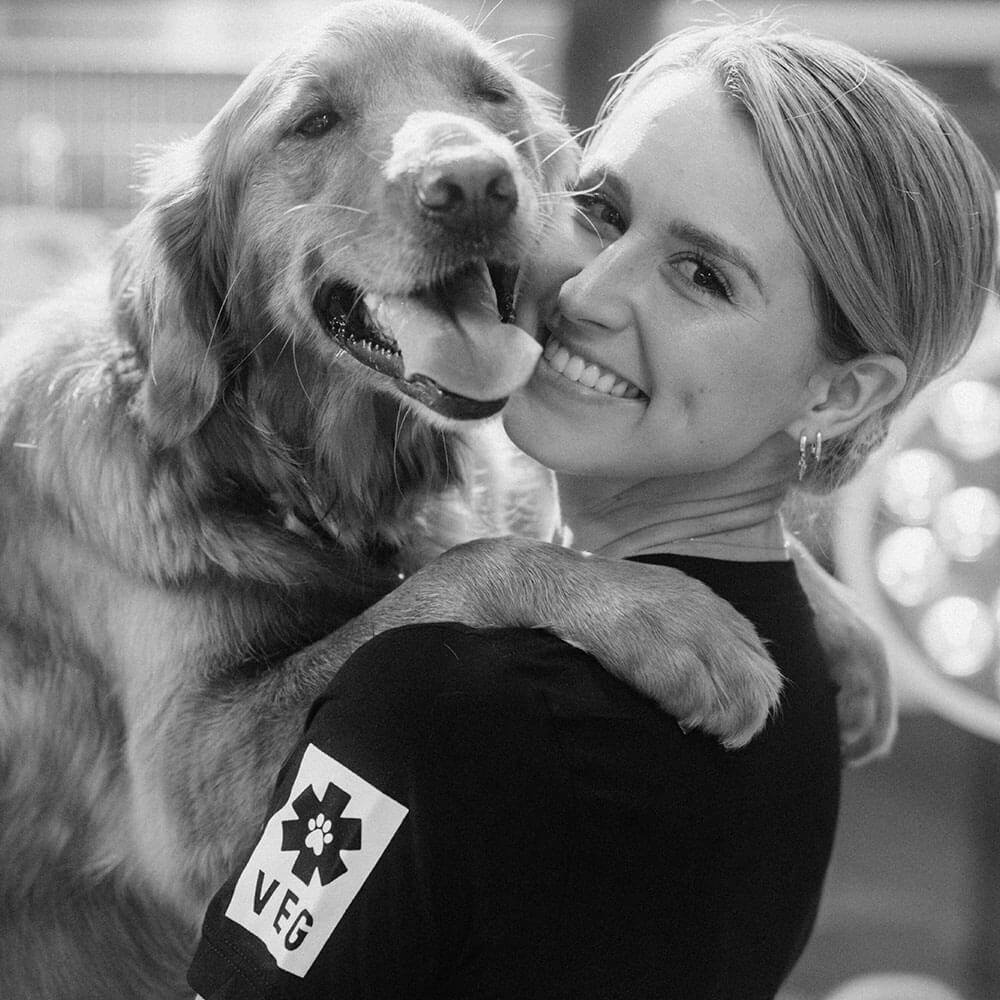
[{"xmin": 0, "ymin": 3, "xmax": 891, "ymax": 997}]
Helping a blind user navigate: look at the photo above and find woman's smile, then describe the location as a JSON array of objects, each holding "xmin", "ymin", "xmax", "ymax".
[{"xmin": 541, "ymin": 334, "xmax": 646, "ymax": 399}]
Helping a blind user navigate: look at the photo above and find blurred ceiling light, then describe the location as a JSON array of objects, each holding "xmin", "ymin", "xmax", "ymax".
[
  {"xmin": 933, "ymin": 486, "xmax": 1000, "ymax": 561},
  {"xmin": 930, "ymin": 379, "xmax": 1000, "ymax": 462},
  {"xmin": 875, "ymin": 527, "xmax": 949, "ymax": 607},
  {"xmin": 918, "ymin": 596, "xmax": 995, "ymax": 677},
  {"xmin": 879, "ymin": 448, "xmax": 956, "ymax": 524},
  {"xmin": 834, "ymin": 307, "xmax": 1000, "ymax": 743}
]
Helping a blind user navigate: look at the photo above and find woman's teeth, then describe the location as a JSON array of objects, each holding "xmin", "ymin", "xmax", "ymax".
[{"xmin": 542, "ymin": 337, "xmax": 643, "ymax": 399}]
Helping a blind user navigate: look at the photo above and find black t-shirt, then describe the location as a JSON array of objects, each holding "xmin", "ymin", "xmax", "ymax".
[{"xmin": 189, "ymin": 554, "xmax": 841, "ymax": 1000}]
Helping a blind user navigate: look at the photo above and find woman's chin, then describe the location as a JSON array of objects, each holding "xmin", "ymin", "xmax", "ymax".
[{"xmin": 503, "ymin": 368, "xmax": 622, "ymax": 475}]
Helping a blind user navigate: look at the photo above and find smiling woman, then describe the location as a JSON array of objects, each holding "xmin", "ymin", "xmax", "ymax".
[
  {"xmin": 504, "ymin": 70, "xmax": 839, "ymax": 492},
  {"xmin": 566, "ymin": 22, "xmax": 998, "ymax": 495}
]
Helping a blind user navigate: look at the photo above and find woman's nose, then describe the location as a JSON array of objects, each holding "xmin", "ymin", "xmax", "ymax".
[{"xmin": 558, "ymin": 241, "xmax": 633, "ymax": 332}]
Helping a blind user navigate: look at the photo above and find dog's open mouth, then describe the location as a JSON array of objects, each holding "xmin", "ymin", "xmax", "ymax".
[{"xmin": 315, "ymin": 261, "xmax": 541, "ymax": 420}]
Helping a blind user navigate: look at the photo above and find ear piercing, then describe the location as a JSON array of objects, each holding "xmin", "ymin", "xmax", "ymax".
[{"xmin": 798, "ymin": 431, "xmax": 823, "ymax": 481}]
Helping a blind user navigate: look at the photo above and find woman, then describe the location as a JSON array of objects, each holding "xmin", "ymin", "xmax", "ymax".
[{"xmin": 188, "ymin": 21, "xmax": 997, "ymax": 1000}]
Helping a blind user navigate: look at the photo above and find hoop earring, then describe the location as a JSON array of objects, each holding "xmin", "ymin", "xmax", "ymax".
[{"xmin": 798, "ymin": 431, "xmax": 823, "ymax": 481}]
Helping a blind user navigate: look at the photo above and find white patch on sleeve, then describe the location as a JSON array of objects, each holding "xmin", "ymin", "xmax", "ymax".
[{"xmin": 225, "ymin": 742, "xmax": 408, "ymax": 978}]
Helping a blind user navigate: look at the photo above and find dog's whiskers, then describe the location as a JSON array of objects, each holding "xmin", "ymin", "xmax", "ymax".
[
  {"xmin": 485, "ymin": 46, "xmax": 533, "ymax": 75},
  {"xmin": 574, "ymin": 121, "xmax": 602, "ymax": 149},
  {"xmin": 232, "ymin": 323, "xmax": 281, "ymax": 371},
  {"xmin": 570, "ymin": 204, "xmax": 604, "ymax": 242},
  {"xmin": 471, "ymin": 0, "xmax": 505, "ymax": 33},
  {"xmin": 536, "ymin": 129, "xmax": 589, "ymax": 173},
  {"xmin": 315, "ymin": 229, "xmax": 372, "ymax": 255},
  {"xmin": 537, "ymin": 173, "xmax": 603, "ymax": 211},
  {"xmin": 302, "ymin": 233, "xmax": 378, "ymax": 281},
  {"xmin": 357, "ymin": 144, "xmax": 392, "ymax": 167},
  {"xmin": 282, "ymin": 202, "xmax": 371, "ymax": 218},
  {"xmin": 312, "ymin": 229, "xmax": 363, "ymax": 255},
  {"xmin": 206, "ymin": 258, "xmax": 254, "ymax": 369},
  {"xmin": 391, "ymin": 404, "xmax": 411, "ymax": 496},
  {"xmin": 439, "ymin": 425, "xmax": 453, "ymax": 483},
  {"xmin": 509, "ymin": 128, "xmax": 544, "ymax": 149},
  {"xmin": 487, "ymin": 33, "xmax": 553, "ymax": 50},
  {"xmin": 426, "ymin": 128, "xmax": 470, "ymax": 148},
  {"xmin": 263, "ymin": 230, "xmax": 373, "ymax": 295},
  {"xmin": 288, "ymin": 334, "xmax": 318, "ymax": 411}
]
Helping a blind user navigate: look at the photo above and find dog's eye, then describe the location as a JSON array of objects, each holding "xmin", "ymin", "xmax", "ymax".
[
  {"xmin": 478, "ymin": 85, "xmax": 511, "ymax": 104},
  {"xmin": 472, "ymin": 74, "xmax": 513, "ymax": 105},
  {"xmin": 296, "ymin": 110, "xmax": 339, "ymax": 138}
]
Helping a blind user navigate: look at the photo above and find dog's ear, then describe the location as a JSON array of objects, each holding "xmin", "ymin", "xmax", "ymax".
[{"xmin": 114, "ymin": 134, "xmax": 239, "ymax": 447}]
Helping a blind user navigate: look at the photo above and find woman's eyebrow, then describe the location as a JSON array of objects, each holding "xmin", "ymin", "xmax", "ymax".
[
  {"xmin": 577, "ymin": 164, "xmax": 632, "ymax": 215},
  {"xmin": 670, "ymin": 220, "xmax": 765, "ymax": 298}
]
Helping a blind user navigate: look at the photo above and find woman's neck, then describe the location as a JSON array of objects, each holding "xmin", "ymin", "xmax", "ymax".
[{"xmin": 554, "ymin": 470, "xmax": 791, "ymax": 562}]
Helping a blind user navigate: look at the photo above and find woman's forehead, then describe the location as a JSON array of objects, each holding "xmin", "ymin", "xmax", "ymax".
[
  {"xmin": 585, "ymin": 74, "xmax": 765, "ymax": 229},
  {"xmin": 585, "ymin": 69, "xmax": 814, "ymax": 305},
  {"xmin": 591, "ymin": 69, "xmax": 734, "ymax": 157}
]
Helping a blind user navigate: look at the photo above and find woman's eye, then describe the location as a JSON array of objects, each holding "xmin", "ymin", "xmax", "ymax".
[
  {"xmin": 295, "ymin": 110, "xmax": 339, "ymax": 138},
  {"xmin": 675, "ymin": 254, "xmax": 732, "ymax": 300},
  {"xmin": 572, "ymin": 192, "xmax": 626, "ymax": 238}
]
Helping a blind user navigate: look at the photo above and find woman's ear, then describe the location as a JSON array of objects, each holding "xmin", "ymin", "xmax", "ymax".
[{"xmin": 792, "ymin": 354, "xmax": 908, "ymax": 443}]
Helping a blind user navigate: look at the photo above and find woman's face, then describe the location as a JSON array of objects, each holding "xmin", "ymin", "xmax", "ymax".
[{"xmin": 504, "ymin": 69, "xmax": 830, "ymax": 486}]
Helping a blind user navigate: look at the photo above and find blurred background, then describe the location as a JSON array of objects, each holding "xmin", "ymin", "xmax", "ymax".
[{"xmin": 2, "ymin": 2, "xmax": 999, "ymax": 998}]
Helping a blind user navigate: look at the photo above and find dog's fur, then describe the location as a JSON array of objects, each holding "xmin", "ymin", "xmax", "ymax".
[{"xmin": 0, "ymin": 4, "xmax": 812, "ymax": 996}]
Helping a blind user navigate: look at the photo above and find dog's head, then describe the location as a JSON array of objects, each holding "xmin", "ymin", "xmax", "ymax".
[{"xmin": 116, "ymin": 0, "xmax": 577, "ymax": 449}]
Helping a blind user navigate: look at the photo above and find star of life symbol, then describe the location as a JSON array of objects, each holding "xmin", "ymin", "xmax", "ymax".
[
  {"xmin": 281, "ymin": 782, "xmax": 362, "ymax": 886},
  {"xmin": 225, "ymin": 743, "xmax": 408, "ymax": 977}
]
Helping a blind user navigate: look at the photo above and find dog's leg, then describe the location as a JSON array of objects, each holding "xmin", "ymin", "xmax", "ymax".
[
  {"xmin": 283, "ymin": 537, "xmax": 781, "ymax": 749},
  {"xmin": 347, "ymin": 537, "xmax": 782, "ymax": 748}
]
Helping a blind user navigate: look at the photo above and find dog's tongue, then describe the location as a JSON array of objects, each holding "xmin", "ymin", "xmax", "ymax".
[{"xmin": 367, "ymin": 267, "xmax": 541, "ymax": 401}]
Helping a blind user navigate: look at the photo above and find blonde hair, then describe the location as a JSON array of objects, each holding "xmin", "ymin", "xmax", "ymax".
[{"xmin": 595, "ymin": 21, "xmax": 999, "ymax": 491}]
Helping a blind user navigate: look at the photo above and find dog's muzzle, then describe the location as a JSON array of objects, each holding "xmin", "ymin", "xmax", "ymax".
[{"xmin": 314, "ymin": 261, "xmax": 539, "ymax": 420}]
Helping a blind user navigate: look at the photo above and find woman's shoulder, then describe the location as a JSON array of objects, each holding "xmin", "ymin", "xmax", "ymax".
[
  {"xmin": 313, "ymin": 622, "xmax": 580, "ymax": 724},
  {"xmin": 627, "ymin": 553, "xmax": 811, "ymax": 612},
  {"xmin": 303, "ymin": 624, "xmax": 626, "ymax": 811}
]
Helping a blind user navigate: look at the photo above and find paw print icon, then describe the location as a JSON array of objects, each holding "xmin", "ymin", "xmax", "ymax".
[
  {"xmin": 306, "ymin": 814, "xmax": 335, "ymax": 856},
  {"xmin": 281, "ymin": 783, "xmax": 362, "ymax": 886}
]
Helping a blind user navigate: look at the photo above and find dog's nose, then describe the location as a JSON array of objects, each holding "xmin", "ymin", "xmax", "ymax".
[{"xmin": 416, "ymin": 155, "xmax": 518, "ymax": 232}]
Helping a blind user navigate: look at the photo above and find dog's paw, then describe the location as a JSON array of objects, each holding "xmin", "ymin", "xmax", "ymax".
[
  {"xmin": 620, "ymin": 586, "xmax": 783, "ymax": 749},
  {"xmin": 526, "ymin": 551, "xmax": 784, "ymax": 748}
]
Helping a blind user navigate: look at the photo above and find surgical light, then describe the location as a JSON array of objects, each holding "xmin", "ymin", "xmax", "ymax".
[{"xmin": 834, "ymin": 317, "xmax": 1000, "ymax": 743}]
